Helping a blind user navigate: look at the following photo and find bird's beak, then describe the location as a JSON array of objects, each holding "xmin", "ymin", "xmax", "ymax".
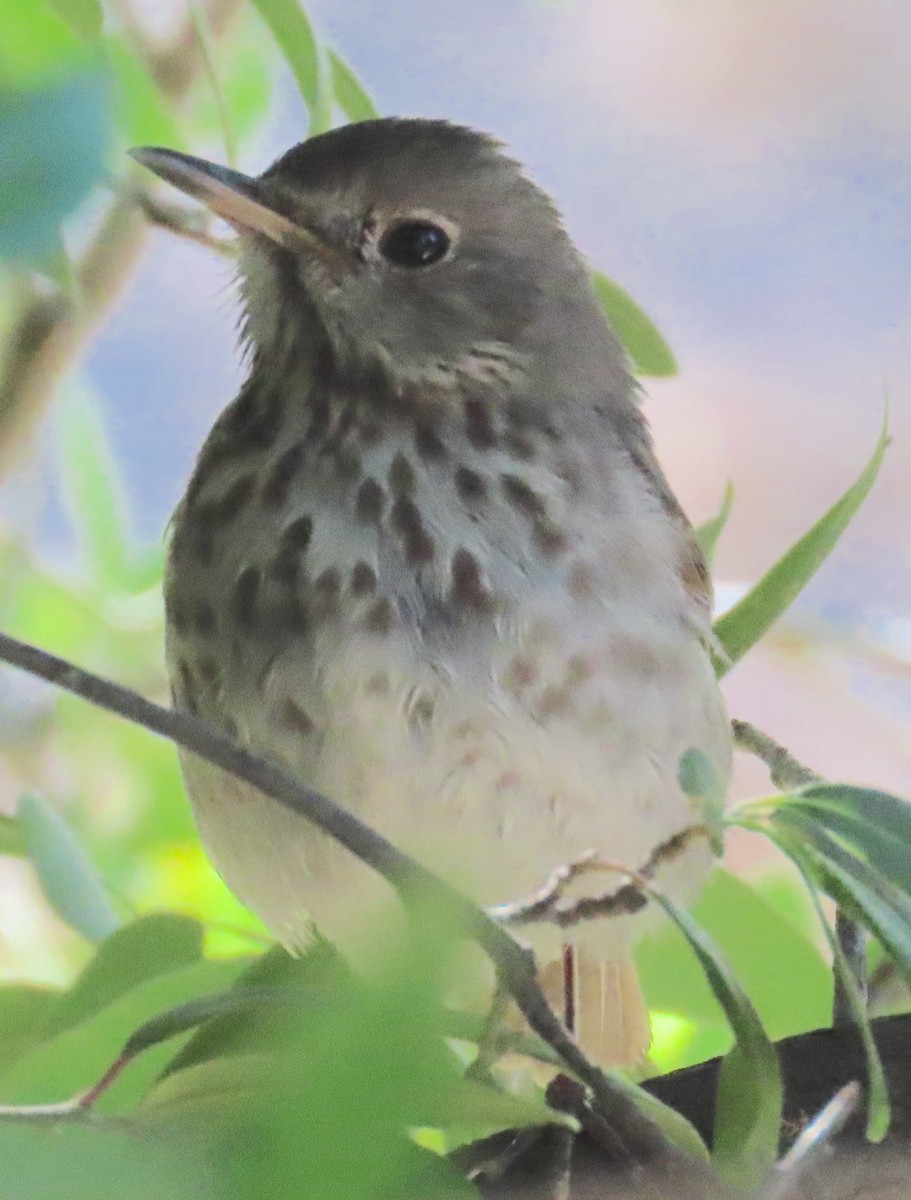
[{"xmin": 129, "ymin": 147, "xmax": 329, "ymax": 258}]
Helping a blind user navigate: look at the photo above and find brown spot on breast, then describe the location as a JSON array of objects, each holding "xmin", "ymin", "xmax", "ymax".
[
  {"xmin": 414, "ymin": 422, "xmax": 446, "ymax": 460},
  {"xmin": 533, "ymin": 516, "xmax": 569, "ymax": 557},
  {"xmin": 196, "ymin": 656, "xmax": 219, "ymax": 684},
  {"xmin": 350, "ymin": 561, "xmax": 377, "ymax": 595},
  {"xmin": 312, "ymin": 567, "xmax": 342, "ymax": 612},
  {"xmin": 455, "ymin": 466, "xmax": 486, "ymax": 504},
  {"xmin": 280, "ymin": 515, "xmax": 313, "ymax": 553},
  {"xmin": 504, "ymin": 430, "xmax": 535, "ymax": 460},
  {"xmin": 231, "ymin": 565, "xmax": 260, "ymax": 627},
  {"xmin": 503, "ymin": 654, "xmax": 539, "ymax": 695},
  {"xmin": 537, "ymin": 684, "xmax": 573, "ymax": 720},
  {"xmin": 261, "ymin": 442, "xmax": 305, "ymax": 508},
  {"xmin": 450, "ymin": 548, "xmax": 493, "ymax": 614},
  {"xmin": 365, "ymin": 671, "xmax": 390, "ymax": 696},
  {"xmin": 281, "ymin": 697, "xmax": 315, "ymax": 736},
  {"xmin": 388, "ymin": 453, "xmax": 416, "ymax": 496},
  {"xmin": 225, "ymin": 380, "xmax": 283, "ymax": 451},
  {"xmin": 193, "ymin": 600, "xmax": 217, "ymax": 637},
  {"xmin": 464, "ymin": 399, "xmax": 497, "ymax": 449},
  {"xmin": 565, "ymin": 653, "xmax": 594, "ymax": 686},
  {"xmin": 391, "ymin": 497, "xmax": 435, "ymax": 565},
  {"xmin": 501, "ymin": 474, "xmax": 546, "ymax": 518},
  {"xmin": 211, "ymin": 473, "xmax": 257, "ymax": 525},
  {"xmin": 364, "ymin": 597, "xmax": 396, "ymax": 635},
  {"xmin": 177, "ymin": 661, "xmax": 198, "ymax": 713},
  {"xmin": 356, "ymin": 478, "xmax": 385, "ymax": 524},
  {"xmin": 406, "ymin": 691, "xmax": 435, "ymax": 732},
  {"xmin": 357, "ymin": 415, "xmax": 383, "ymax": 446},
  {"xmin": 333, "ymin": 448, "xmax": 363, "ymax": 485}
]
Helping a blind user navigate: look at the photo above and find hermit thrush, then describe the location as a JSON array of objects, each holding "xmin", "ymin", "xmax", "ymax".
[{"xmin": 134, "ymin": 120, "xmax": 731, "ymax": 1066}]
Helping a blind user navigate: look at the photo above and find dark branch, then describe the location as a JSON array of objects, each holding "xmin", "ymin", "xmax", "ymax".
[{"xmin": 0, "ymin": 630, "xmax": 712, "ymax": 1184}]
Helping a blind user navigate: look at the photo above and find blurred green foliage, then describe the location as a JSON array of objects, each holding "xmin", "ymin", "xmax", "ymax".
[{"xmin": 0, "ymin": 1, "xmax": 909, "ymax": 1196}]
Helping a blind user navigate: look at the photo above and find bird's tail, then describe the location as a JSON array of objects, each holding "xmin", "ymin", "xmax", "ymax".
[{"xmin": 539, "ymin": 949, "xmax": 651, "ymax": 1068}]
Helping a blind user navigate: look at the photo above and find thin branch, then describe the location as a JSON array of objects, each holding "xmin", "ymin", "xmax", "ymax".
[
  {"xmin": 115, "ymin": 180, "xmax": 236, "ymax": 255},
  {"xmin": 731, "ymin": 719, "xmax": 819, "ymax": 789},
  {"xmin": 0, "ymin": 0, "xmax": 245, "ymax": 479},
  {"xmin": 0, "ymin": 630, "xmax": 713, "ymax": 1186},
  {"xmin": 731, "ymin": 718, "xmax": 867, "ymax": 1029},
  {"xmin": 492, "ymin": 826, "xmax": 708, "ymax": 930}
]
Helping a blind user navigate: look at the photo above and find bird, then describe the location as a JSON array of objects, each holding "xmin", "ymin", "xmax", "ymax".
[{"xmin": 133, "ymin": 118, "xmax": 731, "ymax": 1067}]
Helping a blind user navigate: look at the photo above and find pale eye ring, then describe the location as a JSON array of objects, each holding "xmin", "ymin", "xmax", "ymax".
[{"xmin": 378, "ymin": 219, "xmax": 451, "ymax": 268}]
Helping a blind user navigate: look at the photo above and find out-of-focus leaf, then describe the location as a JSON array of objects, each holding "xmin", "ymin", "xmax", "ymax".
[
  {"xmin": 0, "ymin": 1121, "xmax": 212, "ymax": 1200},
  {"xmin": 0, "ymin": 960, "xmax": 243, "ymax": 1112},
  {"xmin": 329, "ymin": 48, "xmax": 378, "ymax": 122},
  {"xmin": 161, "ymin": 940, "xmax": 345, "ymax": 1077},
  {"xmin": 769, "ymin": 809, "xmax": 911, "ymax": 986},
  {"xmin": 188, "ymin": 0, "xmax": 237, "ymax": 166},
  {"xmin": 780, "ymin": 841, "xmax": 890, "ymax": 1142},
  {"xmin": 637, "ymin": 868, "xmax": 831, "ymax": 1068},
  {"xmin": 105, "ymin": 39, "xmax": 182, "ymax": 147},
  {"xmin": 18, "ymin": 792, "xmax": 120, "ymax": 943},
  {"xmin": 678, "ymin": 747, "xmax": 725, "ymax": 855},
  {"xmin": 0, "ymin": 813, "xmax": 25, "ymax": 855},
  {"xmin": 39, "ymin": 914, "xmax": 204, "ymax": 1039},
  {"xmin": 48, "ymin": 0, "xmax": 103, "ymax": 40},
  {"xmin": 592, "ymin": 271, "xmax": 677, "ymax": 377},
  {"xmin": 695, "ymin": 482, "xmax": 734, "ymax": 569},
  {"xmin": 713, "ymin": 412, "xmax": 888, "ymax": 674},
  {"xmin": 186, "ymin": 12, "xmax": 274, "ymax": 145},
  {"xmin": 608, "ymin": 1073, "xmax": 710, "ymax": 1163},
  {"xmin": 646, "ymin": 885, "xmax": 782, "ymax": 1189},
  {"xmin": 57, "ymin": 382, "xmax": 132, "ymax": 590},
  {"xmin": 0, "ymin": 985, "xmax": 61, "ymax": 1076},
  {"xmin": 249, "ymin": 0, "xmax": 332, "ymax": 133},
  {"xmin": 0, "ymin": 69, "xmax": 110, "ymax": 264},
  {"xmin": 0, "ymin": 0, "xmax": 81, "ymax": 81}
]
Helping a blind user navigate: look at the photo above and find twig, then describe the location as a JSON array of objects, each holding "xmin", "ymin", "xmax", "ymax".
[
  {"xmin": 0, "ymin": 0, "xmax": 245, "ymax": 479},
  {"xmin": 115, "ymin": 180, "xmax": 236, "ymax": 255},
  {"xmin": 0, "ymin": 630, "xmax": 712, "ymax": 1186},
  {"xmin": 731, "ymin": 720, "xmax": 819, "ymax": 789},
  {"xmin": 491, "ymin": 826, "xmax": 708, "ymax": 930},
  {"xmin": 757, "ymin": 1081, "xmax": 861, "ymax": 1200},
  {"xmin": 731, "ymin": 719, "xmax": 867, "ymax": 1029}
]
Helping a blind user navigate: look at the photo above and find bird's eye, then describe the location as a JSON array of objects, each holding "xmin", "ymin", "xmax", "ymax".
[{"xmin": 379, "ymin": 220, "xmax": 451, "ymax": 268}]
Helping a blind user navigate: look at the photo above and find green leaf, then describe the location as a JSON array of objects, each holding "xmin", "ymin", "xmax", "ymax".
[
  {"xmin": 18, "ymin": 792, "xmax": 120, "ymax": 943},
  {"xmin": 57, "ymin": 381, "xmax": 132, "ymax": 590},
  {"xmin": 0, "ymin": 1121, "xmax": 212, "ymax": 1200},
  {"xmin": 248, "ymin": 0, "xmax": 332, "ymax": 133},
  {"xmin": 0, "ymin": 960, "xmax": 243, "ymax": 1112},
  {"xmin": 592, "ymin": 271, "xmax": 677, "ymax": 377},
  {"xmin": 0, "ymin": 69, "xmax": 111, "ymax": 264},
  {"xmin": 713, "ymin": 411, "xmax": 888, "ymax": 674},
  {"xmin": 637, "ymin": 868, "xmax": 831, "ymax": 1061},
  {"xmin": 48, "ymin": 0, "xmax": 103, "ymax": 40},
  {"xmin": 678, "ymin": 747, "xmax": 725, "ymax": 855},
  {"xmin": 768, "ymin": 809, "xmax": 911, "ymax": 987},
  {"xmin": 0, "ymin": 985, "xmax": 62, "ymax": 1076},
  {"xmin": 39, "ymin": 914, "xmax": 204, "ymax": 1040},
  {"xmin": 0, "ymin": 813, "xmax": 25, "ymax": 855},
  {"xmin": 186, "ymin": 12, "xmax": 275, "ymax": 145},
  {"xmin": 161, "ymin": 939, "xmax": 347, "ymax": 1078},
  {"xmin": 769, "ymin": 834, "xmax": 890, "ymax": 1142},
  {"xmin": 695, "ymin": 482, "xmax": 734, "ymax": 570},
  {"xmin": 105, "ymin": 39, "xmax": 182, "ymax": 147},
  {"xmin": 328, "ymin": 48, "xmax": 378, "ymax": 122},
  {"xmin": 188, "ymin": 0, "xmax": 238, "ymax": 167},
  {"xmin": 646, "ymin": 883, "xmax": 782, "ymax": 1189},
  {"xmin": 0, "ymin": 0, "xmax": 81, "ymax": 82}
]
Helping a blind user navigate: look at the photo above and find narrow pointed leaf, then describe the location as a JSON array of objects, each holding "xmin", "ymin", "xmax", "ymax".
[
  {"xmin": 18, "ymin": 792, "xmax": 120, "ymax": 943},
  {"xmin": 714, "ymin": 412, "xmax": 888, "ymax": 673},
  {"xmin": 696, "ymin": 482, "xmax": 734, "ymax": 569},
  {"xmin": 646, "ymin": 884, "xmax": 782, "ymax": 1189},
  {"xmin": 249, "ymin": 0, "xmax": 332, "ymax": 132},
  {"xmin": 592, "ymin": 271, "xmax": 677, "ymax": 377},
  {"xmin": 329, "ymin": 48, "xmax": 378, "ymax": 121},
  {"xmin": 766, "ymin": 831, "xmax": 889, "ymax": 1141}
]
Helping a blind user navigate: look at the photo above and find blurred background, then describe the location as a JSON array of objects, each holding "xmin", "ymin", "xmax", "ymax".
[{"xmin": 0, "ymin": 0, "xmax": 909, "ymax": 1070}]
